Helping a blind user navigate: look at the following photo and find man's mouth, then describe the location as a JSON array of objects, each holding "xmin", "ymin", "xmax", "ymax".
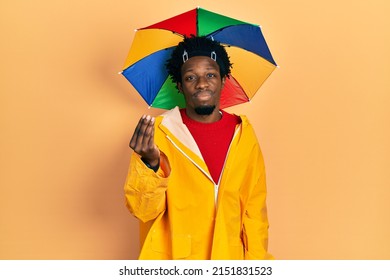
[{"xmin": 193, "ymin": 90, "xmax": 213, "ymax": 100}]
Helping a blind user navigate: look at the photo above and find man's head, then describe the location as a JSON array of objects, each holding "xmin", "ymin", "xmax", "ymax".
[
  {"xmin": 166, "ymin": 36, "xmax": 232, "ymax": 119},
  {"xmin": 166, "ymin": 36, "xmax": 232, "ymax": 85}
]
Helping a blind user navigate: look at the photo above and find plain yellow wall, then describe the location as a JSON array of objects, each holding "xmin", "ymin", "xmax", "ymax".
[{"xmin": 1, "ymin": 0, "xmax": 389, "ymax": 259}]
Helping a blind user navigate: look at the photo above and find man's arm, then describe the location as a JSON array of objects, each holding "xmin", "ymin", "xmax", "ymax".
[
  {"xmin": 124, "ymin": 115, "xmax": 169, "ymax": 222},
  {"xmin": 242, "ymin": 157, "xmax": 274, "ymax": 260},
  {"xmin": 124, "ymin": 153, "xmax": 168, "ymax": 222}
]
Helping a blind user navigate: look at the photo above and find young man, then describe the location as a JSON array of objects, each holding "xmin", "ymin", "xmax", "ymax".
[{"xmin": 124, "ymin": 36, "xmax": 273, "ymax": 260}]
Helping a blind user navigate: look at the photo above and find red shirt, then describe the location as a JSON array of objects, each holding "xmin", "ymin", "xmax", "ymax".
[{"xmin": 180, "ymin": 109, "xmax": 241, "ymax": 183}]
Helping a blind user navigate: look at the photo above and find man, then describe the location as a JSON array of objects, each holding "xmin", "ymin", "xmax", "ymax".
[{"xmin": 124, "ymin": 36, "xmax": 273, "ymax": 260}]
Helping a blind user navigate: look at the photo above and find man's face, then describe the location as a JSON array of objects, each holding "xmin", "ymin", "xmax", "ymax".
[{"xmin": 178, "ymin": 56, "xmax": 225, "ymax": 116}]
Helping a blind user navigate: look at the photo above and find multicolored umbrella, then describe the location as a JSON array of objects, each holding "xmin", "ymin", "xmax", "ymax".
[{"xmin": 121, "ymin": 7, "xmax": 277, "ymax": 109}]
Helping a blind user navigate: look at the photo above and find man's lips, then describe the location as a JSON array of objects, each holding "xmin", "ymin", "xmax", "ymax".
[{"xmin": 193, "ymin": 90, "xmax": 213, "ymax": 99}]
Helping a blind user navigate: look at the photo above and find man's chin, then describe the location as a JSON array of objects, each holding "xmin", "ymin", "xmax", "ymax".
[{"xmin": 194, "ymin": 105, "xmax": 216, "ymax": 115}]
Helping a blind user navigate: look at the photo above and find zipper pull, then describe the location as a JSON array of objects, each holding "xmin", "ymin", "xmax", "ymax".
[{"xmin": 214, "ymin": 183, "xmax": 219, "ymax": 204}]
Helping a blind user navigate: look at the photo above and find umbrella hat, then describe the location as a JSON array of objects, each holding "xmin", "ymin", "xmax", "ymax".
[{"xmin": 122, "ymin": 7, "xmax": 277, "ymax": 109}]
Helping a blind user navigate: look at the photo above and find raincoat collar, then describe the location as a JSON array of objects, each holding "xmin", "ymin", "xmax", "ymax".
[{"xmin": 160, "ymin": 106, "xmax": 203, "ymax": 159}]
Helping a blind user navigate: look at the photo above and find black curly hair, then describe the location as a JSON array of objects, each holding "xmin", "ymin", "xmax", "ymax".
[{"xmin": 166, "ymin": 36, "xmax": 232, "ymax": 87}]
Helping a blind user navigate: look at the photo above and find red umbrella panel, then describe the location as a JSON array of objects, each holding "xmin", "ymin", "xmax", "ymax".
[{"xmin": 122, "ymin": 7, "xmax": 277, "ymax": 109}]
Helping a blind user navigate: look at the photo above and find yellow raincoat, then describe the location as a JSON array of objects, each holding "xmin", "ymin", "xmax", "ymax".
[{"xmin": 124, "ymin": 107, "xmax": 273, "ymax": 260}]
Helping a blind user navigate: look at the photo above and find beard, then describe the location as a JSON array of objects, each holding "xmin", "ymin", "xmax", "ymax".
[{"xmin": 194, "ymin": 105, "xmax": 216, "ymax": 115}]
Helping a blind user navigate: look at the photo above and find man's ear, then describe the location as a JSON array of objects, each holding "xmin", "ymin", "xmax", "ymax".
[
  {"xmin": 177, "ymin": 82, "xmax": 183, "ymax": 93},
  {"xmin": 221, "ymin": 77, "xmax": 226, "ymax": 87}
]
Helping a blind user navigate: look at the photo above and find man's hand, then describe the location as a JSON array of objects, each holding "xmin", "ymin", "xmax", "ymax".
[{"xmin": 129, "ymin": 115, "xmax": 160, "ymax": 167}]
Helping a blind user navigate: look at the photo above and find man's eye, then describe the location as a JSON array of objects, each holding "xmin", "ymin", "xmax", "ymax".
[
  {"xmin": 207, "ymin": 73, "xmax": 216, "ymax": 78},
  {"xmin": 185, "ymin": 76, "xmax": 195, "ymax": 81}
]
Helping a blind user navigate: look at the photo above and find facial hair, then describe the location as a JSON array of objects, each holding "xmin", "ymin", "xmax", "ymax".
[{"xmin": 194, "ymin": 105, "xmax": 216, "ymax": 115}]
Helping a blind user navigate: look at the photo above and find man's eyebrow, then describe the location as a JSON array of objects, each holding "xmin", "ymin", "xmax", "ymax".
[{"xmin": 183, "ymin": 66, "xmax": 218, "ymax": 73}]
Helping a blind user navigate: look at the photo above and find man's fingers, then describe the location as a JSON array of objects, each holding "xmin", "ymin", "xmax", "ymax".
[
  {"xmin": 142, "ymin": 116, "xmax": 155, "ymax": 148},
  {"xmin": 129, "ymin": 115, "xmax": 146, "ymax": 149},
  {"xmin": 129, "ymin": 115, "xmax": 156, "ymax": 156},
  {"xmin": 148, "ymin": 119, "xmax": 155, "ymax": 148}
]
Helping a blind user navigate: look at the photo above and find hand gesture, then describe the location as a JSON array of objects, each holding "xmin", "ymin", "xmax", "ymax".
[{"xmin": 129, "ymin": 115, "xmax": 160, "ymax": 167}]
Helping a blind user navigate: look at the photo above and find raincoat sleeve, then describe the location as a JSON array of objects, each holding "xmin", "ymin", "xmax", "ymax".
[
  {"xmin": 242, "ymin": 157, "xmax": 274, "ymax": 260},
  {"xmin": 124, "ymin": 152, "xmax": 169, "ymax": 223}
]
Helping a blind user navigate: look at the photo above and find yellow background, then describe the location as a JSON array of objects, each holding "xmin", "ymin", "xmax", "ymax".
[{"xmin": 1, "ymin": 0, "xmax": 389, "ymax": 259}]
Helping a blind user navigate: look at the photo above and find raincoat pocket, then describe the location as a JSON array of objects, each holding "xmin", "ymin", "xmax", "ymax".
[
  {"xmin": 151, "ymin": 229, "xmax": 169, "ymax": 254},
  {"xmin": 172, "ymin": 234, "xmax": 192, "ymax": 259}
]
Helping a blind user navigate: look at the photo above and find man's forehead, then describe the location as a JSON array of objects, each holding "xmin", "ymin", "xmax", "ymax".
[{"xmin": 181, "ymin": 56, "xmax": 220, "ymax": 69}]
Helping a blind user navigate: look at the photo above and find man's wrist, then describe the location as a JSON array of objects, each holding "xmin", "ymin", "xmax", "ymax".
[{"xmin": 141, "ymin": 157, "xmax": 160, "ymax": 172}]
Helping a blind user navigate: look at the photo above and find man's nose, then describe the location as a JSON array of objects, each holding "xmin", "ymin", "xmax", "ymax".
[{"xmin": 195, "ymin": 76, "xmax": 208, "ymax": 89}]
